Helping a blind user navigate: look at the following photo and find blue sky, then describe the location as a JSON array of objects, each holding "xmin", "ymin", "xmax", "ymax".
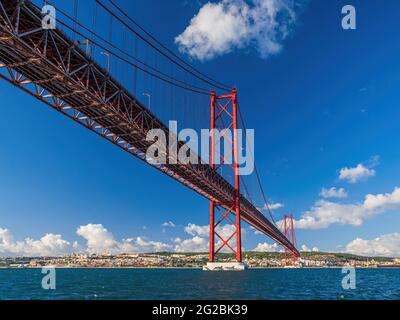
[{"xmin": 1, "ymin": 0, "xmax": 400, "ymax": 257}]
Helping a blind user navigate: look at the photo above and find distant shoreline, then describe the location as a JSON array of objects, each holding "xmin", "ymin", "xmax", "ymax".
[
  {"xmin": 2, "ymin": 251, "xmax": 398, "ymax": 269},
  {"xmin": 1, "ymin": 266, "xmax": 399, "ymax": 270}
]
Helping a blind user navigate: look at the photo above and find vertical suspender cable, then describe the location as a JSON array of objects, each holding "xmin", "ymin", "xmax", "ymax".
[
  {"xmin": 133, "ymin": 36, "xmax": 138, "ymax": 96},
  {"xmin": 122, "ymin": 26, "xmax": 127, "ymax": 85},
  {"xmin": 72, "ymin": 0, "xmax": 78, "ymax": 40},
  {"xmin": 91, "ymin": 0, "xmax": 97, "ymax": 56},
  {"xmin": 237, "ymin": 103, "xmax": 276, "ymax": 224},
  {"xmin": 96, "ymin": 0, "xmax": 230, "ymax": 92}
]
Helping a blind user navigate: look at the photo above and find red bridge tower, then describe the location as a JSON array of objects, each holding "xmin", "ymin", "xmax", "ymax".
[
  {"xmin": 207, "ymin": 89, "xmax": 244, "ymax": 269},
  {"xmin": 283, "ymin": 214, "xmax": 300, "ymax": 266}
]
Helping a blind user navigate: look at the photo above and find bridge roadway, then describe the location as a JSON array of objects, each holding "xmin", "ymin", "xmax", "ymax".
[{"xmin": 0, "ymin": 0, "xmax": 299, "ymax": 255}]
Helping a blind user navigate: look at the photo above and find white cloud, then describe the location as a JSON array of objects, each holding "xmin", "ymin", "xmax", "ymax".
[
  {"xmin": 174, "ymin": 236, "xmax": 208, "ymax": 252},
  {"xmin": 266, "ymin": 202, "xmax": 284, "ymax": 210},
  {"xmin": 76, "ymin": 224, "xmax": 171, "ymax": 254},
  {"xmin": 253, "ymin": 242, "xmax": 280, "ymax": 252},
  {"xmin": 121, "ymin": 237, "xmax": 172, "ymax": 253},
  {"xmin": 175, "ymin": 0, "xmax": 303, "ymax": 61},
  {"xmin": 161, "ymin": 221, "xmax": 176, "ymax": 228},
  {"xmin": 179, "ymin": 223, "xmax": 246, "ymax": 253},
  {"xmin": 364, "ymin": 188, "xmax": 400, "ymax": 210},
  {"xmin": 283, "ymin": 201, "xmax": 366, "ymax": 230},
  {"xmin": 288, "ymin": 187, "xmax": 400, "ymax": 230},
  {"xmin": 76, "ymin": 224, "xmax": 118, "ymax": 254},
  {"xmin": 345, "ymin": 233, "xmax": 400, "ymax": 257},
  {"xmin": 320, "ymin": 187, "xmax": 348, "ymax": 199},
  {"xmin": 0, "ymin": 228, "xmax": 73, "ymax": 257},
  {"xmin": 184, "ymin": 223, "xmax": 242, "ymax": 239},
  {"xmin": 1, "ymin": 219, "xmax": 299, "ymax": 257},
  {"xmin": 184, "ymin": 223, "xmax": 209, "ymax": 237},
  {"xmin": 301, "ymin": 244, "xmax": 319, "ymax": 252},
  {"xmin": 339, "ymin": 164, "xmax": 375, "ymax": 183}
]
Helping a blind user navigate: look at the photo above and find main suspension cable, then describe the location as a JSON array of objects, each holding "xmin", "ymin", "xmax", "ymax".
[
  {"xmin": 44, "ymin": 1, "xmax": 210, "ymax": 95},
  {"xmin": 32, "ymin": 3, "xmax": 210, "ymax": 95},
  {"xmin": 95, "ymin": 0, "xmax": 231, "ymax": 92},
  {"xmin": 104, "ymin": 0, "xmax": 232, "ymax": 91}
]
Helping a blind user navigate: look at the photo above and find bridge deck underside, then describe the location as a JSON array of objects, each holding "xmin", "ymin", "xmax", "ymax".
[{"xmin": 0, "ymin": 0, "xmax": 298, "ymax": 256}]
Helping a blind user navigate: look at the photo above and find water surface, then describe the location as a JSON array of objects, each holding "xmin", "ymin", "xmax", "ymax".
[{"xmin": 0, "ymin": 268, "xmax": 399, "ymax": 300}]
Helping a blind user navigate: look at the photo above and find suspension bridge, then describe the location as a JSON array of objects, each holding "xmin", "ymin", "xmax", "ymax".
[{"xmin": 0, "ymin": 0, "xmax": 299, "ymax": 269}]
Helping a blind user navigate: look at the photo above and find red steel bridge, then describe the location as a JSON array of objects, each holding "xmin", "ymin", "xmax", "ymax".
[{"xmin": 0, "ymin": 0, "xmax": 299, "ymax": 263}]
